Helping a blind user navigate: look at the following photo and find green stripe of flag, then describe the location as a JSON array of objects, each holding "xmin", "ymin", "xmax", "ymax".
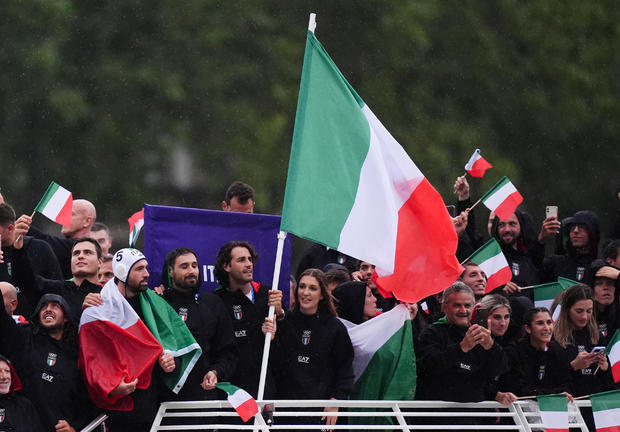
[
  {"xmin": 557, "ymin": 277, "xmax": 579, "ymax": 290},
  {"xmin": 34, "ymin": 181, "xmax": 62, "ymax": 212},
  {"xmin": 538, "ymin": 393, "xmax": 568, "ymax": 412},
  {"xmin": 466, "ymin": 238, "xmax": 502, "ymax": 264},
  {"xmin": 280, "ymin": 31, "xmax": 371, "ymax": 248},
  {"xmin": 591, "ymin": 389, "xmax": 620, "ymax": 412},
  {"xmin": 534, "ymin": 282, "xmax": 564, "ymax": 302},
  {"xmin": 480, "ymin": 176, "xmax": 511, "ymax": 203}
]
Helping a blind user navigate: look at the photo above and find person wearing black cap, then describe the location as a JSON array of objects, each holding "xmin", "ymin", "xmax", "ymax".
[
  {"xmin": 0, "ymin": 354, "xmax": 44, "ymax": 431},
  {"xmin": 161, "ymin": 247, "xmax": 238, "ymax": 401},
  {"xmin": 541, "ymin": 210, "xmax": 601, "ymax": 285},
  {"xmin": 0, "ymin": 291, "xmax": 95, "ymax": 431}
]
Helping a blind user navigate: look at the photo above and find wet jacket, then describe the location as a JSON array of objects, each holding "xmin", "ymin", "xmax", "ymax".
[
  {"xmin": 0, "ymin": 291, "xmax": 93, "ymax": 431},
  {"xmin": 26, "ymin": 226, "xmax": 75, "ymax": 280},
  {"xmin": 416, "ymin": 320, "xmax": 508, "ymax": 402},
  {"xmin": 500, "ymin": 339, "xmax": 572, "ymax": 396},
  {"xmin": 0, "ymin": 236, "xmax": 62, "ymax": 318},
  {"xmin": 272, "ymin": 309, "xmax": 354, "ymax": 400},
  {"xmin": 541, "ymin": 210, "xmax": 600, "ymax": 285},
  {"xmin": 162, "ymin": 288, "xmax": 238, "ymax": 401},
  {"xmin": 215, "ymin": 282, "xmax": 275, "ymax": 398},
  {"xmin": 0, "ymin": 393, "xmax": 43, "ymax": 432},
  {"xmin": 455, "ymin": 198, "xmax": 485, "ymax": 262}
]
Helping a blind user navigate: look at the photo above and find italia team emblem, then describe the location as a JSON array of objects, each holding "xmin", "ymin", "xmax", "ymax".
[
  {"xmin": 0, "ymin": 408, "xmax": 4, "ymax": 422},
  {"xmin": 537, "ymin": 365, "xmax": 545, "ymax": 381},
  {"xmin": 576, "ymin": 267, "xmax": 585, "ymax": 281},
  {"xmin": 178, "ymin": 307, "xmax": 188, "ymax": 322},
  {"xmin": 511, "ymin": 262, "xmax": 520, "ymax": 277},
  {"xmin": 302, "ymin": 330, "xmax": 311, "ymax": 345},
  {"xmin": 233, "ymin": 305, "xmax": 243, "ymax": 320},
  {"xmin": 337, "ymin": 255, "xmax": 345, "ymax": 265},
  {"xmin": 47, "ymin": 352, "xmax": 57, "ymax": 367}
]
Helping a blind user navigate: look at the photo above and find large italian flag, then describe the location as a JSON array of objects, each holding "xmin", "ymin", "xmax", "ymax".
[
  {"xmin": 78, "ymin": 280, "xmax": 163, "ymax": 410},
  {"xmin": 34, "ymin": 181, "xmax": 73, "ymax": 227},
  {"xmin": 591, "ymin": 389, "xmax": 620, "ymax": 432},
  {"xmin": 464, "ymin": 149, "xmax": 493, "ymax": 178},
  {"xmin": 480, "ymin": 176, "xmax": 523, "ymax": 221},
  {"xmin": 606, "ymin": 329, "xmax": 620, "ymax": 383},
  {"xmin": 341, "ymin": 304, "xmax": 415, "ymax": 400},
  {"xmin": 465, "ymin": 239, "xmax": 511, "ymax": 292},
  {"xmin": 537, "ymin": 393, "xmax": 569, "ymax": 432},
  {"xmin": 281, "ymin": 30, "xmax": 463, "ymax": 303}
]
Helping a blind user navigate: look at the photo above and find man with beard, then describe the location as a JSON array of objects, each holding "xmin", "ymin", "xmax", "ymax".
[
  {"xmin": 491, "ymin": 210, "xmax": 559, "ymax": 300},
  {"xmin": 12, "ymin": 237, "xmax": 102, "ymax": 322},
  {"xmin": 161, "ymin": 247, "xmax": 238, "ymax": 401},
  {"xmin": 94, "ymin": 248, "xmax": 176, "ymax": 432},
  {"xmin": 0, "ymin": 292, "xmax": 95, "ymax": 431},
  {"xmin": 214, "ymin": 241, "xmax": 282, "ymax": 399}
]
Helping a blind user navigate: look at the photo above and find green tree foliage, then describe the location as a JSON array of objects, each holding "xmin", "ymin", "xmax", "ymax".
[{"xmin": 0, "ymin": 0, "xmax": 618, "ymax": 240}]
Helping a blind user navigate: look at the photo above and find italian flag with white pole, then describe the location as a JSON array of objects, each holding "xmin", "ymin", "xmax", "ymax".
[
  {"xmin": 34, "ymin": 181, "xmax": 73, "ymax": 227},
  {"xmin": 281, "ymin": 29, "xmax": 463, "ymax": 303},
  {"xmin": 216, "ymin": 382, "xmax": 259, "ymax": 422},
  {"xmin": 464, "ymin": 149, "xmax": 493, "ymax": 178},
  {"xmin": 465, "ymin": 239, "xmax": 512, "ymax": 292},
  {"xmin": 591, "ymin": 389, "xmax": 620, "ymax": 432},
  {"xmin": 606, "ymin": 329, "xmax": 620, "ymax": 383},
  {"xmin": 480, "ymin": 176, "xmax": 523, "ymax": 221},
  {"xmin": 537, "ymin": 393, "xmax": 569, "ymax": 432}
]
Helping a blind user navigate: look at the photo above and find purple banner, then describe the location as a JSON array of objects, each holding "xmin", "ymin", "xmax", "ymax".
[{"xmin": 142, "ymin": 204, "xmax": 292, "ymax": 303}]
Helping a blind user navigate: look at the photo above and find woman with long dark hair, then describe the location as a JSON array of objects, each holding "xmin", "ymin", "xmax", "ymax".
[{"xmin": 267, "ymin": 268, "xmax": 354, "ymax": 430}]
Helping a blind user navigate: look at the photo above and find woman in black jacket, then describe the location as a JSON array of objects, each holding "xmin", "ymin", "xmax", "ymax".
[{"xmin": 268, "ymin": 268, "xmax": 354, "ymax": 430}]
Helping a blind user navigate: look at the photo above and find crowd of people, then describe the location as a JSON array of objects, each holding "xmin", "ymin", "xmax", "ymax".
[{"xmin": 0, "ymin": 178, "xmax": 619, "ymax": 431}]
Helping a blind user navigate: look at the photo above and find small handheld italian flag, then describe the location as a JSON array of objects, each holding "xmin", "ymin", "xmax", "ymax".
[
  {"xmin": 34, "ymin": 181, "xmax": 73, "ymax": 227},
  {"xmin": 128, "ymin": 209, "xmax": 144, "ymax": 247},
  {"xmin": 464, "ymin": 149, "xmax": 493, "ymax": 178},
  {"xmin": 606, "ymin": 329, "xmax": 620, "ymax": 383},
  {"xmin": 537, "ymin": 393, "xmax": 569, "ymax": 432},
  {"xmin": 465, "ymin": 239, "xmax": 511, "ymax": 293},
  {"xmin": 216, "ymin": 382, "xmax": 259, "ymax": 422},
  {"xmin": 480, "ymin": 176, "xmax": 523, "ymax": 221},
  {"xmin": 591, "ymin": 389, "xmax": 620, "ymax": 432}
]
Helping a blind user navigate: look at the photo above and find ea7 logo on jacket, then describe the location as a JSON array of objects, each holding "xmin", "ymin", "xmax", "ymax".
[
  {"xmin": 233, "ymin": 305, "xmax": 243, "ymax": 320},
  {"xmin": 178, "ymin": 307, "xmax": 188, "ymax": 321},
  {"xmin": 235, "ymin": 330, "xmax": 247, "ymax": 338},
  {"xmin": 459, "ymin": 362, "xmax": 471, "ymax": 371},
  {"xmin": 301, "ymin": 330, "xmax": 311, "ymax": 345},
  {"xmin": 298, "ymin": 356, "xmax": 310, "ymax": 364},
  {"xmin": 42, "ymin": 372, "xmax": 54, "ymax": 383},
  {"xmin": 47, "ymin": 352, "xmax": 57, "ymax": 367}
]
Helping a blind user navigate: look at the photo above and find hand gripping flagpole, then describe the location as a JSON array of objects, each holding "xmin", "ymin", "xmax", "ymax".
[{"xmin": 256, "ymin": 230, "xmax": 288, "ymax": 401}]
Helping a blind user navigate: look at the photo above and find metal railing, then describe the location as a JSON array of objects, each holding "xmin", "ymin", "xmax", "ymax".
[
  {"xmin": 150, "ymin": 399, "xmax": 591, "ymax": 431},
  {"xmin": 80, "ymin": 413, "xmax": 108, "ymax": 432}
]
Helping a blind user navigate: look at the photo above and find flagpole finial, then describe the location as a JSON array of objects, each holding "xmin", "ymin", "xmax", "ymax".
[{"xmin": 308, "ymin": 13, "xmax": 316, "ymax": 33}]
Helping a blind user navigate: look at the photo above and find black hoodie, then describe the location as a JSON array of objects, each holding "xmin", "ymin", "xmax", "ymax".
[{"xmin": 541, "ymin": 210, "xmax": 600, "ymax": 285}]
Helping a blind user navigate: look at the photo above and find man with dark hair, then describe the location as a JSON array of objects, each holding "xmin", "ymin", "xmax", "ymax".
[
  {"xmin": 12, "ymin": 236, "xmax": 102, "ymax": 322},
  {"xmin": 16, "ymin": 199, "xmax": 97, "ymax": 279},
  {"xmin": 541, "ymin": 210, "xmax": 600, "ymax": 284},
  {"xmin": 214, "ymin": 240, "xmax": 282, "ymax": 399},
  {"xmin": 602, "ymin": 239, "xmax": 620, "ymax": 268},
  {"xmin": 98, "ymin": 254, "xmax": 114, "ymax": 285},
  {"xmin": 491, "ymin": 209, "xmax": 559, "ymax": 299},
  {"xmin": 416, "ymin": 282, "xmax": 507, "ymax": 403},
  {"xmin": 1, "ymin": 202, "xmax": 63, "ymax": 316},
  {"xmin": 161, "ymin": 247, "xmax": 238, "ymax": 401},
  {"xmin": 222, "ymin": 181, "xmax": 255, "ymax": 213},
  {"xmin": 90, "ymin": 222, "xmax": 113, "ymax": 256},
  {"xmin": 0, "ymin": 291, "xmax": 95, "ymax": 431}
]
